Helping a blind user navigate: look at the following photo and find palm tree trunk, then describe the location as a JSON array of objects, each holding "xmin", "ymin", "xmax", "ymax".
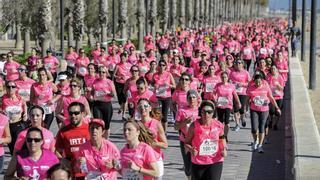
[
  {"xmin": 67, "ymin": 14, "xmax": 74, "ymax": 47},
  {"xmin": 149, "ymin": 0, "xmax": 157, "ymax": 37},
  {"xmin": 23, "ymin": 28, "xmax": 31, "ymax": 53},
  {"xmin": 179, "ymin": 0, "xmax": 185, "ymax": 29},
  {"xmin": 170, "ymin": 0, "xmax": 177, "ymax": 31},
  {"xmin": 119, "ymin": 0, "xmax": 128, "ymax": 40},
  {"xmin": 15, "ymin": 22, "xmax": 23, "ymax": 49},
  {"xmin": 186, "ymin": 0, "xmax": 193, "ymax": 28},
  {"xmin": 38, "ymin": 0, "xmax": 53, "ymax": 57},
  {"xmin": 137, "ymin": 0, "xmax": 145, "ymax": 50},
  {"xmin": 73, "ymin": 0, "xmax": 85, "ymax": 51},
  {"xmin": 99, "ymin": 0, "xmax": 108, "ymax": 47},
  {"xmin": 194, "ymin": 0, "xmax": 200, "ymax": 28},
  {"xmin": 163, "ymin": 0, "xmax": 169, "ymax": 33}
]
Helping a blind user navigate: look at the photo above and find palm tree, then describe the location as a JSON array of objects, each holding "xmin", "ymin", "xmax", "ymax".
[
  {"xmin": 194, "ymin": 0, "xmax": 200, "ymax": 28},
  {"xmin": 179, "ymin": 0, "xmax": 185, "ymax": 28},
  {"xmin": 99, "ymin": 0, "xmax": 108, "ymax": 47},
  {"xmin": 149, "ymin": 0, "xmax": 157, "ymax": 37},
  {"xmin": 119, "ymin": 0, "xmax": 128, "ymax": 40},
  {"xmin": 73, "ymin": 0, "xmax": 85, "ymax": 51},
  {"xmin": 162, "ymin": 0, "xmax": 169, "ymax": 32},
  {"xmin": 170, "ymin": 0, "xmax": 177, "ymax": 30},
  {"xmin": 38, "ymin": 0, "xmax": 53, "ymax": 57},
  {"xmin": 186, "ymin": 0, "xmax": 193, "ymax": 28},
  {"xmin": 137, "ymin": 0, "xmax": 145, "ymax": 50}
]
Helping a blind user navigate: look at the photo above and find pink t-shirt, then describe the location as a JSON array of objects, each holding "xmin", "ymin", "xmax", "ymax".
[
  {"xmin": 214, "ymin": 82, "xmax": 237, "ymax": 109},
  {"xmin": 191, "ymin": 119, "xmax": 224, "ymax": 165},
  {"xmin": 105, "ymin": 55, "xmax": 120, "ymax": 71},
  {"xmin": 14, "ymin": 127, "xmax": 55, "ymax": 152},
  {"xmin": 170, "ymin": 65, "xmax": 186, "ymax": 83},
  {"xmin": 128, "ymin": 90, "xmax": 157, "ymax": 107},
  {"xmin": 4, "ymin": 61, "xmax": 20, "ymax": 81},
  {"xmin": 242, "ymin": 46, "xmax": 255, "ymax": 60},
  {"xmin": 229, "ymin": 69, "xmax": 250, "ymax": 95},
  {"xmin": 143, "ymin": 119, "xmax": 163, "ymax": 160},
  {"xmin": 43, "ymin": 56, "xmax": 59, "ymax": 73},
  {"xmin": 79, "ymin": 139, "xmax": 120, "ymax": 180},
  {"xmin": 247, "ymin": 82, "xmax": 272, "ymax": 112},
  {"xmin": 57, "ymin": 83, "xmax": 71, "ymax": 96},
  {"xmin": 153, "ymin": 72, "xmax": 172, "ymax": 98},
  {"xmin": 16, "ymin": 149, "xmax": 59, "ymax": 179},
  {"xmin": 27, "ymin": 55, "xmax": 40, "ymax": 71},
  {"xmin": 182, "ymin": 43, "xmax": 193, "ymax": 57},
  {"xmin": 172, "ymin": 89, "xmax": 189, "ymax": 109},
  {"xmin": 274, "ymin": 59, "xmax": 288, "ymax": 82},
  {"xmin": 15, "ymin": 78, "xmax": 36, "ymax": 102},
  {"xmin": 266, "ymin": 74, "xmax": 285, "ymax": 100},
  {"xmin": 120, "ymin": 142, "xmax": 157, "ymax": 180},
  {"xmin": 91, "ymin": 49, "xmax": 101, "ymax": 62},
  {"xmin": 75, "ymin": 57, "xmax": 90, "ymax": 77},
  {"xmin": 31, "ymin": 82, "xmax": 55, "ymax": 113},
  {"xmin": 137, "ymin": 61, "xmax": 150, "ymax": 76},
  {"xmin": 175, "ymin": 107, "xmax": 199, "ymax": 142},
  {"xmin": 92, "ymin": 78, "xmax": 115, "ymax": 102},
  {"xmin": 2, "ymin": 94, "xmax": 24, "ymax": 120},
  {"xmin": 115, "ymin": 62, "xmax": 132, "ymax": 84},
  {"xmin": 65, "ymin": 52, "xmax": 79, "ymax": 67},
  {"xmin": 0, "ymin": 113, "xmax": 9, "ymax": 156},
  {"xmin": 202, "ymin": 76, "xmax": 221, "ymax": 101}
]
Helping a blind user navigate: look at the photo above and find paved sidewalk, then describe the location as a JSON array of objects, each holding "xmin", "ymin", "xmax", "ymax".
[{"xmin": 0, "ymin": 96, "xmax": 293, "ymax": 179}]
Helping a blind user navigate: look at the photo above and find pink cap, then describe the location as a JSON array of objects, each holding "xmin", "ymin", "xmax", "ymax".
[{"xmin": 89, "ymin": 118, "xmax": 105, "ymax": 129}]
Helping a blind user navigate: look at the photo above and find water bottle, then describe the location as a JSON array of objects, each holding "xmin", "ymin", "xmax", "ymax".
[{"xmin": 80, "ymin": 160, "xmax": 88, "ymax": 173}]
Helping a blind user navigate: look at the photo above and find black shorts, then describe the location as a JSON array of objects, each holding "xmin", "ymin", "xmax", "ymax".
[
  {"xmin": 269, "ymin": 99, "xmax": 283, "ymax": 116},
  {"xmin": 233, "ymin": 95, "xmax": 247, "ymax": 114}
]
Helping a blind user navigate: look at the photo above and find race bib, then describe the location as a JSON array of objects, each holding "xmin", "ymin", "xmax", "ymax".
[
  {"xmin": 260, "ymin": 48, "xmax": 267, "ymax": 54},
  {"xmin": 205, "ymin": 83, "xmax": 214, "ymax": 93},
  {"xmin": 18, "ymin": 89, "xmax": 30, "ymax": 100},
  {"xmin": 67, "ymin": 61, "xmax": 75, "ymax": 67},
  {"xmin": 272, "ymin": 88, "xmax": 282, "ymax": 96},
  {"xmin": 140, "ymin": 66, "xmax": 148, "ymax": 73},
  {"xmin": 122, "ymin": 168, "xmax": 143, "ymax": 180},
  {"xmin": 86, "ymin": 172, "xmax": 105, "ymax": 180},
  {"xmin": 41, "ymin": 104, "xmax": 52, "ymax": 114},
  {"xmin": 45, "ymin": 63, "xmax": 52, "ymax": 70},
  {"xmin": 244, "ymin": 48, "xmax": 251, "ymax": 55},
  {"xmin": 127, "ymin": 90, "xmax": 132, "ymax": 99},
  {"xmin": 217, "ymin": 97, "xmax": 228, "ymax": 106},
  {"xmin": 95, "ymin": 90, "xmax": 106, "ymax": 100},
  {"xmin": 79, "ymin": 67, "xmax": 87, "ymax": 74},
  {"xmin": 109, "ymin": 64, "xmax": 116, "ymax": 71},
  {"xmin": 199, "ymin": 139, "xmax": 218, "ymax": 156},
  {"xmin": 235, "ymin": 84, "xmax": 243, "ymax": 93},
  {"xmin": 156, "ymin": 85, "xmax": 168, "ymax": 97},
  {"xmin": 6, "ymin": 106, "xmax": 22, "ymax": 119},
  {"xmin": 253, "ymin": 96, "xmax": 268, "ymax": 106}
]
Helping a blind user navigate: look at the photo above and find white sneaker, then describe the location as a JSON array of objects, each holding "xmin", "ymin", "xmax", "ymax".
[
  {"xmin": 258, "ymin": 145, "xmax": 264, "ymax": 153},
  {"xmin": 251, "ymin": 141, "xmax": 258, "ymax": 151}
]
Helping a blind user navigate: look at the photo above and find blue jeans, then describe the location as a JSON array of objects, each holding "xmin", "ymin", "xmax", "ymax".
[{"xmin": 0, "ymin": 155, "xmax": 4, "ymax": 173}]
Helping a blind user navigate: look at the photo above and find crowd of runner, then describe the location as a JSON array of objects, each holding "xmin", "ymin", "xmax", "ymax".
[{"xmin": 0, "ymin": 17, "xmax": 289, "ymax": 180}]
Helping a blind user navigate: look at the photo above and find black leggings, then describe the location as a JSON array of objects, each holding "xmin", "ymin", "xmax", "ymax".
[
  {"xmin": 180, "ymin": 141, "xmax": 192, "ymax": 176},
  {"xmin": 243, "ymin": 59, "xmax": 252, "ymax": 71},
  {"xmin": 192, "ymin": 162, "xmax": 223, "ymax": 180},
  {"xmin": 269, "ymin": 99, "xmax": 283, "ymax": 116},
  {"xmin": 158, "ymin": 97, "xmax": 172, "ymax": 123},
  {"xmin": 250, "ymin": 110, "xmax": 269, "ymax": 134},
  {"xmin": 114, "ymin": 81, "xmax": 126, "ymax": 105},
  {"xmin": 44, "ymin": 112, "xmax": 54, "ymax": 129},
  {"xmin": 93, "ymin": 101, "xmax": 113, "ymax": 130},
  {"xmin": 216, "ymin": 108, "xmax": 231, "ymax": 125},
  {"xmin": 233, "ymin": 95, "xmax": 247, "ymax": 114},
  {"xmin": 8, "ymin": 121, "xmax": 29, "ymax": 155}
]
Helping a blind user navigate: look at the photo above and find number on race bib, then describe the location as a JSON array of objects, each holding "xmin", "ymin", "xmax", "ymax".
[
  {"xmin": 79, "ymin": 67, "xmax": 87, "ymax": 74},
  {"xmin": 244, "ymin": 48, "xmax": 251, "ymax": 55},
  {"xmin": 156, "ymin": 85, "xmax": 168, "ymax": 97},
  {"xmin": 95, "ymin": 90, "xmax": 106, "ymax": 101},
  {"xmin": 123, "ymin": 168, "xmax": 143, "ymax": 180},
  {"xmin": 253, "ymin": 96, "xmax": 267, "ymax": 106},
  {"xmin": 41, "ymin": 104, "xmax": 52, "ymax": 114},
  {"xmin": 205, "ymin": 83, "xmax": 214, "ymax": 93},
  {"xmin": 217, "ymin": 97, "xmax": 228, "ymax": 106},
  {"xmin": 199, "ymin": 139, "xmax": 218, "ymax": 156}
]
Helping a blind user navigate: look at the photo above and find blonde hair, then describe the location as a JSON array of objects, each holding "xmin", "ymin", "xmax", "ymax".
[{"xmin": 124, "ymin": 119, "xmax": 155, "ymax": 146}]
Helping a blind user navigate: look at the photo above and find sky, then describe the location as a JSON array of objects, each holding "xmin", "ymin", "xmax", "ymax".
[{"xmin": 269, "ymin": 0, "xmax": 320, "ymax": 10}]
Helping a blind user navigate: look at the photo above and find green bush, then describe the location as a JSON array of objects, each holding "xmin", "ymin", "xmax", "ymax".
[{"xmin": 14, "ymin": 52, "xmax": 31, "ymax": 65}]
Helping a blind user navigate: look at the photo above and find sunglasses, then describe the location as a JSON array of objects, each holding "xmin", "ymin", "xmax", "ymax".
[
  {"xmin": 70, "ymin": 84, "xmax": 78, "ymax": 88},
  {"xmin": 180, "ymin": 78, "xmax": 190, "ymax": 81},
  {"xmin": 138, "ymin": 104, "xmax": 150, "ymax": 110},
  {"xmin": 236, "ymin": 62, "xmax": 242, "ymax": 64},
  {"xmin": 7, "ymin": 85, "xmax": 16, "ymax": 89},
  {"xmin": 137, "ymin": 87, "xmax": 144, "ymax": 90},
  {"xmin": 188, "ymin": 95, "xmax": 197, "ymax": 99},
  {"xmin": 201, "ymin": 109, "xmax": 214, "ymax": 114},
  {"xmin": 26, "ymin": 138, "xmax": 42, "ymax": 143},
  {"xmin": 69, "ymin": 111, "xmax": 81, "ymax": 116},
  {"xmin": 159, "ymin": 64, "xmax": 166, "ymax": 67},
  {"xmin": 98, "ymin": 71, "xmax": 106, "ymax": 74},
  {"xmin": 131, "ymin": 69, "xmax": 139, "ymax": 72}
]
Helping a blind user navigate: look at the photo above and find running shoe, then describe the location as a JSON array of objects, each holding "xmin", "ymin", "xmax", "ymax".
[
  {"xmin": 233, "ymin": 124, "xmax": 240, "ymax": 131},
  {"xmin": 251, "ymin": 141, "xmax": 258, "ymax": 151},
  {"xmin": 241, "ymin": 118, "xmax": 246, "ymax": 127},
  {"xmin": 258, "ymin": 145, "xmax": 264, "ymax": 153}
]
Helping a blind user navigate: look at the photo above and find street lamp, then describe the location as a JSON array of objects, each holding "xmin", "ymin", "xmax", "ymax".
[{"xmin": 60, "ymin": 0, "xmax": 64, "ymax": 57}]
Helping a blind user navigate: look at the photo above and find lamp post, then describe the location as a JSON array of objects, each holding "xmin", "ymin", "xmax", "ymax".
[
  {"xmin": 309, "ymin": 0, "xmax": 317, "ymax": 90},
  {"xmin": 112, "ymin": 0, "xmax": 115, "ymax": 39},
  {"xmin": 301, "ymin": 0, "xmax": 306, "ymax": 62}
]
